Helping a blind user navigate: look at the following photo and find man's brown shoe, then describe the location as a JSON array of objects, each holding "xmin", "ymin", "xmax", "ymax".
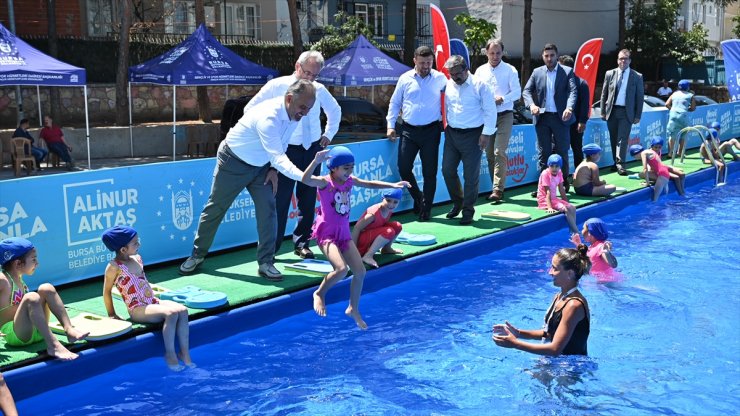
[{"xmin": 487, "ymin": 190, "xmax": 504, "ymax": 202}]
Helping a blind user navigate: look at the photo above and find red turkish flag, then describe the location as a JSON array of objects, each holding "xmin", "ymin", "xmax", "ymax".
[
  {"xmin": 430, "ymin": 4, "xmax": 451, "ymax": 78},
  {"xmin": 574, "ymin": 38, "xmax": 603, "ymax": 113},
  {"xmin": 430, "ymin": 4, "xmax": 450, "ymax": 127}
]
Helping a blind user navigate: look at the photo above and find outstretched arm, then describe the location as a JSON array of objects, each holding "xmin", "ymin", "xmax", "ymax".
[
  {"xmin": 300, "ymin": 149, "xmax": 329, "ymax": 188},
  {"xmin": 352, "ymin": 177, "xmax": 411, "ymax": 190}
]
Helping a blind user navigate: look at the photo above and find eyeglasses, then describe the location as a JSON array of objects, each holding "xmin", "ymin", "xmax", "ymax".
[{"xmin": 299, "ymin": 64, "xmax": 318, "ymax": 80}]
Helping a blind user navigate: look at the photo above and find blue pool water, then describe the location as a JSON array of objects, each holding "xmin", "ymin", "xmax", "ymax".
[{"xmin": 17, "ymin": 179, "xmax": 740, "ymax": 415}]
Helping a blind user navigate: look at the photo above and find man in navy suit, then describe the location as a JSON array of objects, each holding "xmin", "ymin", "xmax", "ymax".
[
  {"xmin": 522, "ymin": 43, "xmax": 577, "ymax": 193},
  {"xmin": 559, "ymin": 55, "xmax": 591, "ymax": 171}
]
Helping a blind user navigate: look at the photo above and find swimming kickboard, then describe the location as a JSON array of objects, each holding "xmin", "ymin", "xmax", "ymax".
[
  {"xmin": 396, "ymin": 231, "xmax": 436, "ymax": 246},
  {"xmin": 482, "ymin": 210, "xmax": 531, "ymax": 221},
  {"xmin": 112, "ymin": 283, "xmax": 169, "ymax": 300},
  {"xmin": 50, "ymin": 313, "xmax": 133, "ymax": 342},
  {"xmin": 614, "ymin": 186, "xmax": 628, "ymax": 193},
  {"xmin": 159, "ymin": 286, "xmax": 228, "ymax": 309},
  {"xmin": 285, "ymin": 259, "xmax": 334, "ymax": 275}
]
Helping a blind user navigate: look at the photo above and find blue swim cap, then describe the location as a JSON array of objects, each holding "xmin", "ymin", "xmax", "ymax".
[
  {"xmin": 582, "ymin": 143, "xmax": 602, "ymax": 156},
  {"xmin": 649, "ymin": 137, "xmax": 664, "ymax": 147},
  {"xmin": 629, "ymin": 144, "xmax": 644, "ymax": 156},
  {"xmin": 709, "ymin": 121, "xmax": 721, "ymax": 130},
  {"xmin": 0, "ymin": 237, "xmax": 34, "ymax": 266},
  {"xmin": 677, "ymin": 79, "xmax": 690, "ymax": 91},
  {"xmin": 705, "ymin": 128, "xmax": 719, "ymax": 141},
  {"xmin": 326, "ymin": 146, "xmax": 355, "ymax": 169},
  {"xmin": 547, "ymin": 154, "xmax": 563, "ymax": 167},
  {"xmin": 585, "ymin": 218, "xmax": 609, "ymax": 241},
  {"xmin": 382, "ymin": 188, "xmax": 404, "ymax": 201},
  {"xmin": 101, "ymin": 225, "xmax": 137, "ymax": 252}
]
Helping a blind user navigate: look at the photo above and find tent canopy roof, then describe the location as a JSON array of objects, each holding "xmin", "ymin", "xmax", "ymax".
[{"xmin": 317, "ymin": 35, "xmax": 411, "ymax": 86}]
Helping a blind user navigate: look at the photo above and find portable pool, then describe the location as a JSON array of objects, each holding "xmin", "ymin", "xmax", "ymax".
[{"xmin": 11, "ymin": 176, "xmax": 740, "ymax": 415}]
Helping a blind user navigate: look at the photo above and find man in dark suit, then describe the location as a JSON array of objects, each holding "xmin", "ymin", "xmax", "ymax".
[
  {"xmin": 523, "ymin": 43, "xmax": 577, "ymax": 193},
  {"xmin": 558, "ymin": 55, "xmax": 591, "ymax": 171},
  {"xmin": 600, "ymin": 49, "xmax": 644, "ymax": 175}
]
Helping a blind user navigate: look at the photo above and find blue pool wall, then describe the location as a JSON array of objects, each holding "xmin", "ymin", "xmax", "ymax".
[{"xmin": 4, "ymin": 163, "xmax": 738, "ymax": 401}]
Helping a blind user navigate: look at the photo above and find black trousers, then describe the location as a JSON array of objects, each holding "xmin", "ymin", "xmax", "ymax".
[
  {"xmin": 570, "ymin": 122, "xmax": 585, "ymax": 171},
  {"xmin": 274, "ymin": 141, "xmax": 322, "ymax": 253},
  {"xmin": 397, "ymin": 121, "xmax": 442, "ymax": 212}
]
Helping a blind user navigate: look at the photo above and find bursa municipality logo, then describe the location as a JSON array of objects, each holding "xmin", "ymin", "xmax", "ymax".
[
  {"xmin": 63, "ymin": 179, "xmax": 138, "ymax": 246},
  {"xmin": 158, "ymin": 178, "xmax": 209, "ymax": 243}
]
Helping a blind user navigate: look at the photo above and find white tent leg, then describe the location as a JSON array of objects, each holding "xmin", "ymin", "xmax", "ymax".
[
  {"xmin": 128, "ymin": 83, "xmax": 133, "ymax": 157},
  {"xmin": 36, "ymin": 85, "xmax": 42, "ymax": 126},
  {"xmin": 172, "ymin": 86, "xmax": 177, "ymax": 161},
  {"xmin": 371, "ymin": 85, "xmax": 374, "ymax": 104},
  {"xmin": 343, "ymin": 86, "xmax": 347, "ymax": 97},
  {"xmin": 84, "ymin": 85, "xmax": 91, "ymax": 169}
]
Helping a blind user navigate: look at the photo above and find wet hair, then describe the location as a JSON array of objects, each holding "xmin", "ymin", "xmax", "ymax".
[
  {"xmin": 542, "ymin": 43, "xmax": 558, "ymax": 54},
  {"xmin": 558, "ymin": 55, "xmax": 574, "ymax": 67},
  {"xmin": 415, "ymin": 46, "xmax": 434, "ymax": 58},
  {"xmin": 554, "ymin": 245, "xmax": 591, "ymax": 279}
]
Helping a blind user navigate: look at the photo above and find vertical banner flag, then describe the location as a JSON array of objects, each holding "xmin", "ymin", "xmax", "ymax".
[
  {"xmin": 574, "ymin": 38, "xmax": 603, "ymax": 113},
  {"xmin": 721, "ymin": 39, "xmax": 740, "ymax": 102},
  {"xmin": 450, "ymin": 38, "xmax": 470, "ymax": 70},
  {"xmin": 430, "ymin": 4, "xmax": 451, "ymax": 127}
]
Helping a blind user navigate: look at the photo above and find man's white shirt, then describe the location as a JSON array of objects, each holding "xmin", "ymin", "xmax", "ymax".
[{"xmin": 444, "ymin": 74, "xmax": 497, "ymax": 136}]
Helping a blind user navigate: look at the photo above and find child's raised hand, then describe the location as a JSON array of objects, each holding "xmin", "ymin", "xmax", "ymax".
[
  {"xmin": 314, "ymin": 149, "xmax": 331, "ymax": 163},
  {"xmin": 603, "ymin": 241, "xmax": 612, "ymax": 252},
  {"xmin": 570, "ymin": 233, "xmax": 582, "ymax": 245},
  {"xmin": 394, "ymin": 181, "xmax": 411, "ymax": 189}
]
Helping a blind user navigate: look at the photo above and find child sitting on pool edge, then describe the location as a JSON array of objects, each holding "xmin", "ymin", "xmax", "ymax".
[
  {"xmin": 630, "ymin": 143, "xmax": 685, "ymax": 201},
  {"xmin": 101, "ymin": 225, "xmax": 194, "ymax": 371},
  {"xmin": 537, "ymin": 154, "xmax": 579, "ymax": 234},
  {"xmin": 571, "ymin": 218, "xmax": 618, "ymax": 281},
  {"xmin": 352, "ymin": 188, "xmax": 404, "ymax": 269},
  {"xmin": 572, "ymin": 143, "xmax": 617, "ymax": 197},
  {"xmin": 0, "ymin": 238, "xmax": 89, "ymax": 360}
]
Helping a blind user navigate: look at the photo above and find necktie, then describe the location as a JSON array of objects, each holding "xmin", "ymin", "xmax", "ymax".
[
  {"xmin": 301, "ymin": 116, "xmax": 312, "ymax": 150},
  {"xmin": 615, "ymin": 70, "xmax": 624, "ymax": 94}
]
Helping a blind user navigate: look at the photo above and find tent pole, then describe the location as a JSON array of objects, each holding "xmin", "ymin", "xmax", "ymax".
[
  {"xmin": 36, "ymin": 86, "xmax": 42, "ymax": 126},
  {"xmin": 172, "ymin": 86, "xmax": 177, "ymax": 161},
  {"xmin": 128, "ymin": 82, "xmax": 133, "ymax": 157},
  {"xmin": 371, "ymin": 85, "xmax": 374, "ymax": 104},
  {"xmin": 84, "ymin": 85, "xmax": 91, "ymax": 169},
  {"xmin": 343, "ymin": 86, "xmax": 346, "ymax": 97}
]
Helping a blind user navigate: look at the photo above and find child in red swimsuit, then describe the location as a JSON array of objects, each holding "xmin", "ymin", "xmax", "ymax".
[
  {"xmin": 102, "ymin": 225, "xmax": 194, "ymax": 371},
  {"xmin": 352, "ymin": 188, "xmax": 404, "ymax": 269},
  {"xmin": 630, "ymin": 142, "xmax": 685, "ymax": 202}
]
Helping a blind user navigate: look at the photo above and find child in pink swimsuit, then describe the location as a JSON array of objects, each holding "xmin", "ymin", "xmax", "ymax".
[
  {"xmin": 571, "ymin": 218, "xmax": 619, "ymax": 282},
  {"xmin": 537, "ymin": 154, "xmax": 578, "ymax": 234},
  {"xmin": 303, "ymin": 146, "xmax": 409, "ymax": 330},
  {"xmin": 352, "ymin": 188, "xmax": 404, "ymax": 268},
  {"xmin": 630, "ymin": 142, "xmax": 685, "ymax": 202},
  {"xmin": 102, "ymin": 225, "xmax": 194, "ymax": 371}
]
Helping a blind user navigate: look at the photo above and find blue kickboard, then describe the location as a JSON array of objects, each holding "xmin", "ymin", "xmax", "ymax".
[
  {"xmin": 159, "ymin": 285, "xmax": 228, "ymax": 309},
  {"xmin": 396, "ymin": 231, "xmax": 436, "ymax": 246}
]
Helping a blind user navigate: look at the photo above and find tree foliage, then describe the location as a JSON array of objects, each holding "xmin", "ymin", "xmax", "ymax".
[
  {"xmin": 625, "ymin": 0, "xmax": 710, "ymax": 79},
  {"xmin": 311, "ymin": 12, "xmax": 377, "ymax": 58},
  {"xmin": 452, "ymin": 13, "xmax": 497, "ymax": 55},
  {"xmin": 733, "ymin": 15, "xmax": 740, "ymax": 38}
]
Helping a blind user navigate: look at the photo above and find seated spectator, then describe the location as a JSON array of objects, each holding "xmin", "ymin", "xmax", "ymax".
[
  {"xmin": 656, "ymin": 80, "xmax": 672, "ymax": 99},
  {"xmin": 12, "ymin": 118, "xmax": 47, "ymax": 170},
  {"xmin": 39, "ymin": 115, "xmax": 76, "ymax": 170}
]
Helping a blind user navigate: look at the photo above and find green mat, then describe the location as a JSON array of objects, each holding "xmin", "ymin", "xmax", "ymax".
[{"xmin": 0, "ymin": 150, "xmax": 725, "ymax": 370}]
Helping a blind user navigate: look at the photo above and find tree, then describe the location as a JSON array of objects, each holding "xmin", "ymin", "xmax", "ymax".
[
  {"xmin": 619, "ymin": 0, "xmax": 626, "ymax": 49},
  {"xmin": 733, "ymin": 15, "xmax": 740, "ymax": 38},
  {"xmin": 312, "ymin": 12, "xmax": 376, "ymax": 58},
  {"xmin": 194, "ymin": 0, "xmax": 212, "ymax": 123},
  {"xmin": 452, "ymin": 13, "xmax": 497, "ymax": 55},
  {"xmin": 287, "ymin": 0, "xmax": 303, "ymax": 61},
  {"xmin": 521, "ymin": 0, "xmax": 532, "ymax": 86},
  {"xmin": 625, "ymin": 0, "xmax": 710, "ymax": 80},
  {"xmin": 47, "ymin": 0, "xmax": 61, "ymax": 122},
  {"xmin": 403, "ymin": 0, "xmax": 416, "ymax": 66},
  {"xmin": 115, "ymin": 0, "xmax": 133, "ymax": 126}
]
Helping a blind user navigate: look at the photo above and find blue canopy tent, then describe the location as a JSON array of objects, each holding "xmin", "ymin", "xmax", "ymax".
[
  {"xmin": 0, "ymin": 23, "xmax": 92, "ymax": 168},
  {"xmin": 128, "ymin": 24, "xmax": 278, "ymax": 160},
  {"xmin": 316, "ymin": 35, "xmax": 411, "ymax": 99}
]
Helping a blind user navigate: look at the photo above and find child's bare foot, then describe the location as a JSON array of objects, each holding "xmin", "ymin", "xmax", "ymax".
[
  {"xmin": 380, "ymin": 247, "xmax": 403, "ymax": 255},
  {"xmin": 65, "ymin": 327, "xmax": 90, "ymax": 343},
  {"xmin": 313, "ymin": 291, "xmax": 327, "ymax": 317},
  {"xmin": 178, "ymin": 353, "xmax": 196, "ymax": 368},
  {"xmin": 47, "ymin": 341, "xmax": 79, "ymax": 361},
  {"xmin": 166, "ymin": 353, "xmax": 184, "ymax": 371},
  {"xmin": 345, "ymin": 306, "xmax": 368, "ymax": 330},
  {"xmin": 361, "ymin": 255, "xmax": 379, "ymax": 269}
]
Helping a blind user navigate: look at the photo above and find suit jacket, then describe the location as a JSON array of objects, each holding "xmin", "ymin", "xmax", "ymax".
[
  {"xmin": 522, "ymin": 64, "xmax": 577, "ymax": 125},
  {"xmin": 573, "ymin": 75, "xmax": 590, "ymax": 124},
  {"xmin": 600, "ymin": 67, "xmax": 644, "ymax": 123}
]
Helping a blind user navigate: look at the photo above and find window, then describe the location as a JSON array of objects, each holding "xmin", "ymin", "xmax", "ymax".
[
  {"xmin": 355, "ymin": 3, "xmax": 384, "ymax": 36},
  {"xmin": 224, "ymin": 3, "xmax": 261, "ymax": 38},
  {"xmin": 164, "ymin": 1, "xmax": 195, "ymax": 34},
  {"xmin": 702, "ymin": 5, "xmax": 707, "ymax": 24},
  {"xmin": 86, "ymin": 0, "xmax": 114, "ymax": 36}
]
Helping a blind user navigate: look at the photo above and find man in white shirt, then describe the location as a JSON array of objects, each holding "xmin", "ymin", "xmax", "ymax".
[
  {"xmin": 243, "ymin": 51, "xmax": 341, "ymax": 260},
  {"xmin": 386, "ymin": 46, "xmax": 448, "ymax": 221},
  {"xmin": 657, "ymin": 80, "xmax": 672, "ymax": 99},
  {"xmin": 474, "ymin": 38, "xmax": 521, "ymax": 202},
  {"xmin": 442, "ymin": 55, "xmax": 497, "ymax": 225},
  {"xmin": 179, "ymin": 80, "xmax": 317, "ymax": 281}
]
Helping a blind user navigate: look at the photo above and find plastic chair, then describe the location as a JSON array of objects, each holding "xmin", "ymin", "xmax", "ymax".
[
  {"xmin": 11, "ymin": 137, "xmax": 37, "ymax": 177},
  {"xmin": 38, "ymin": 139, "xmax": 60, "ymax": 168}
]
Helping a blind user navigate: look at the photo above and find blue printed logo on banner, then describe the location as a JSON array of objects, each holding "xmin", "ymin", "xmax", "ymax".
[{"xmin": 63, "ymin": 179, "xmax": 138, "ymax": 246}]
